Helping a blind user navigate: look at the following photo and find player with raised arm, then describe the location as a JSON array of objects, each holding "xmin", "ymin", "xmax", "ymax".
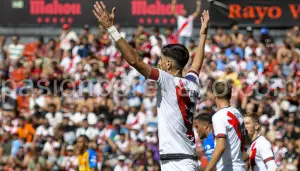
[
  {"xmin": 172, "ymin": 0, "xmax": 201, "ymax": 46},
  {"xmin": 244, "ymin": 114, "xmax": 277, "ymax": 171},
  {"xmin": 205, "ymin": 81, "xmax": 246, "ymax": 171},
  {"xmin": 93, "ymin": 2, "xmax": 209, "ymax": 170}
]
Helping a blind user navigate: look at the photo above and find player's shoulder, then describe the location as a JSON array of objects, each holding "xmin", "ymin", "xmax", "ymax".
[
  {"xmin": 212, "ymin": 109, "xmax": 227, "ymax": 120},
  {"xmin": 256, "ymin": 135, "xmax": 271, "ymax": 146},
  {"xmin": 157, "ymin": 68, "xmax": 173, "ymax": 78},
  {"xmin": 214, "ymin": 106, "xmax": 231, "ymax": 116},
  {"xmin": 213, "ymin": 106, "xmax": 242, "ymax": 118},
  {"xmin": 185, "ymin": 71, "xmax": 200, "ymax": 86},
  {"xmin": 228, "ymin": 106, "xmax": 242, "ymax": 115}
]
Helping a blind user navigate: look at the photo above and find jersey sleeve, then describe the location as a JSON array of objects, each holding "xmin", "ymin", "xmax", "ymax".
[
  {"xmin": 88, "ymin": 150, "xmax": 98, "ymax": 168},
  {"xmin": 148, "ymin": 68, "xmax": 174, "ymax": 91},
  {"xmin": 212, "ymin": 114, "xmax": 227, "ymax": 139},
  {"xmin": 185, "ymin": 70, "xmax": 200, "ymax": 86},
  {"xmin": 258, "ymin": 141, "xmax": 275, "ymax": 164},
  {"xmin": 189, "ymin": 15, "xmax": 194, "ymax": 20}
]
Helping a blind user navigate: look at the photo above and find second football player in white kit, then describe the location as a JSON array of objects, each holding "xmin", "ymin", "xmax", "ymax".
[
  {"xmin": 205, "ymin": 81, "xmax": 246, "ymax": 171},
  {"xmin": 244, "ymin": 114, "xmax": 277, "ymax": 171}
]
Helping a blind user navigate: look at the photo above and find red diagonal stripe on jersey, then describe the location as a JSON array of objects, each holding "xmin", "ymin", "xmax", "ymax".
[
  {"xmin": 227, "ymin": 111, "xmax": 243, "ymax": 150},
  {"xmin": 250, "ymin": 142, "xmax": 257, "ymax": 169},
  {"xmin": 176, "ymin": 80, "xmax": 195, "ymax": 143},
  {"xmin": 177, "ymin": 19, "xmax": 189, "ymax": 36}
]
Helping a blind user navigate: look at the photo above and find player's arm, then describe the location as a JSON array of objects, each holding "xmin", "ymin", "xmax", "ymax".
[
  {"xmin": 206, "ymin": 115, "xmax": 227, "ymax": 171},
  {"xmin": 259, "ymin": 142, "xmax": 277, "ymax": 171},
  {"xmin": 205, "ymin": 137, "xmax": 225, "ymax": 171},
  {"xmin": 192, "ymin": 0, "xmax": 201, "ymax": 18},
  {"xmin": 171, "ymin": 0, "xmax": 178, "ymax": 17},
  {"xmin": 189, "ymin": 10, "xmax": 209, "ymax": 75},
  {"xmin": 93, "ymin": 1, "xmax": 151, "ymax": 78}
]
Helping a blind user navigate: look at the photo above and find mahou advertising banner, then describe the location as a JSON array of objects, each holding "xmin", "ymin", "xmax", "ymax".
[
  {"xmin": 0, "ymin": 0, "xmax": 298, "ymax": 27},
  {"xmin": 0, "ymin": 0, "xmax": 204, "ymax": 27},
  {"xmin": 210, "ymin": 0, "xmax": 300, "ymax": 27}
]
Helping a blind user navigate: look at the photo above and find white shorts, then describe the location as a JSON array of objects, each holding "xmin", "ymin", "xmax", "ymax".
[
  {"xmin": 217, "ymin": 166, "xmax": 246, "ymax": 171},
  {"xmin": 161, "ymin": 159, "xmax": 200, "ymax": 171}
]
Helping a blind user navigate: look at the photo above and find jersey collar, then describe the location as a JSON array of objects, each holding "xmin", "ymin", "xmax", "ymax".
[{"xmin": 252, "ymin": 134, "xmax": 261, "ymax": 143}]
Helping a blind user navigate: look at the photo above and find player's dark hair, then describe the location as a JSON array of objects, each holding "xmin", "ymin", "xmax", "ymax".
[
  {"xmin": 38, "ymin": 36, "xmax": 44, "ymax": 44},
  {"xmin": 184, "ymin": 8, "xmax": 189, "ymax": 14},
  {"xmin": 166, "ymin": 27, "xmax": 174, "ymax": 31},
  {"xmin": 161, "ymin": 44, "xmax": 189, "ymax": 69},
  {"xmin": 245, "ymin": 114, "xmax": 259, "ymax": 124},
  {"xmin": 13, "ymin": 35, "xmax": 20, "ymax": 40},
  {"xmin": 194, "ymin": 113, "xmax": 212, "ymax": 124},
  {"xmin": 153, "ymin": 27, "xmax": 160, "ymax": 33},
  {"xmin": 79, "ymin": 135, "xmax": 89, "ymax": 142},
  {"xmin": 212, "ymin": 80, "xmax": 232, "ymax": 99},
  {"xmin": 48, "ymin": 103, "xmax": 56, "ymax": 109}
]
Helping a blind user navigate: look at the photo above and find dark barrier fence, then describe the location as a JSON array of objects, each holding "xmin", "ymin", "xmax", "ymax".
[{"xmin": 0, "ymin": 0, "xmax": 298, "ymax": 28}]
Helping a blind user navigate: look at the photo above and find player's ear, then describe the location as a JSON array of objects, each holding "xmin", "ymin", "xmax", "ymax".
[
  {"xmin": 204, "ymin": 123, "xmax": 209, "ymax": 129},
  {"xmin": 255, "ymin": 122, "xmax": 260, "ymax": 130},
  {"xmin": 166, "ymin": 60, "xmax": 172, "ymax": 71}
]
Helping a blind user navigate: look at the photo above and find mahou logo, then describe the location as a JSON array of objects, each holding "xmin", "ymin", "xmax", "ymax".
[
  {"xmin": 132, "ymin": 0, "xmax": 183, "ymax": 15},
  {"xmin": 30, "ymin": 0, "xmax": 82, "ymax": 24},
  {"xmin": 131, "ymin": 0, "xmax": 184, "ymax": 24}
]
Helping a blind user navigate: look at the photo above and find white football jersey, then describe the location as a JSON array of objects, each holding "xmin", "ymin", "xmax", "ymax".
[
  {"xmin": 212, "ymin": 106, "xmax": 246, "ymax": 171},
  {"xmin": 149, "ymin": 68, "xmax": 200, "ymax": 156},
  {"xmin": 248, "ymin": 135, "xmax": 277, "ymax": 171},
  {"xmin": 177, "ymin": 15, "xmax": 194, "ymax": 37}
]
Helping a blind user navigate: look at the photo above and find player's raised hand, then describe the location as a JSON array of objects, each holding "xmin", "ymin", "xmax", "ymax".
[
  {"xmin": 93, "ymin": 1, "xmax": 116, "ymax": 29},
  {"xmin": 200, "ymin": 10, "xmax": 210, "ymax": 34},
  {"xmin": 196, "ymin": 0, "xmax": 201, "ymax": 6}
]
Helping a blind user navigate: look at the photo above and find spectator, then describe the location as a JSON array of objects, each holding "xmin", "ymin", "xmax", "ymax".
[
  {"xmin": 171, "ymin": 0, "xmax": 201, "ymax": 45},
  {"xmin": 80, "ymin": 24, "xmax": 94, "ymax": 43},
  {"xmin": 0, "ymin": 131, "xmax": 13, "ymax": 163},
  {"xmin": 34, "ymin": 117, "xmax": 54, "ymax": 142},
  {"xmin": 149, "ymin": 27, "xmax": 167, "ymax": 46},
  {"xmin": 46, "ymin": 147, "xmax": 64, "ymax": 170},
  {"xmin": 27, "ymin": 151, "xmax": 46, "ymax": 171},
  {"xmin": 165, "ymin": 27, "xmax": 178, "ymax": 44},
  {"xmin": 213, "ymin": 28, "xmax": 231, "ymax": 48},
  {"xmin": 76, "ymin": 119, "xmax": 98, "ymax": 140},
  {"xmin": 60, "ymin": 49, "xmax": 81, "ymax": 74},
  {"xmin": 150, "ymin": 37, "xmax": 163, "ymax": 65},
  {"xmin": 61, "ymin": 145, "xmax": 78, "ymax": 171},
  {"xmin": 60, "ymin": 24, "xmax": 79, "ymax": 51},
  {"xmin": 16, "ymin": 117, "xmax": 35, "ymax": 143},
  {"xmin": 7, "ymin": 35, "xmax": 24, "ymax": 63},
  {"xmin": 78, "ymin": 36, "xmax": 91, "ymax": 58},
  {"xmin": 113, "ymin": 155, "xmax": 129, "ymax": 171},
  {"xmin": 45, "ymin": 104, "xmax": 63, "ymax": 128},
  {"xmin": 0, "ymin": 36, "xmax": 6, "ymax": 65},
  {"xmin": 230, "ymin": 24, "xmax": 244, "ymax": 46}
]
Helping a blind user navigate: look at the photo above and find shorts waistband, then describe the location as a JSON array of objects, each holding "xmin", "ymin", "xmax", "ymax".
[{"xmin": 160, "ymin": 153, "xmax": 198, "ymax": 161}]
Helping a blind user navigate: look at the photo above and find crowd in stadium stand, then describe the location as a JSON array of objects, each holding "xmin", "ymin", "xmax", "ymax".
[{"xmin": 0, "ymin": 23, "xmax": 299, "ymax": 171}]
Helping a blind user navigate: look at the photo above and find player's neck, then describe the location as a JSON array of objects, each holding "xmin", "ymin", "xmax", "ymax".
[
  {"xmin": 216, "ymin": 99, "xmax": 230, "ymax": 110},
  {"xmin": 80, "ymin": 148, "xmax": 87, "ymax": 155},
  {"xmin": 170, "ymin": 69, "xmax": 182, "ymax": 77},
  {"xmin": 206, "ymin": 127, "xmax": 213, "ymax": 138},
  {"xmin": 251, "ymin": 131, "xmax": 260, "ymax": 142}
]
